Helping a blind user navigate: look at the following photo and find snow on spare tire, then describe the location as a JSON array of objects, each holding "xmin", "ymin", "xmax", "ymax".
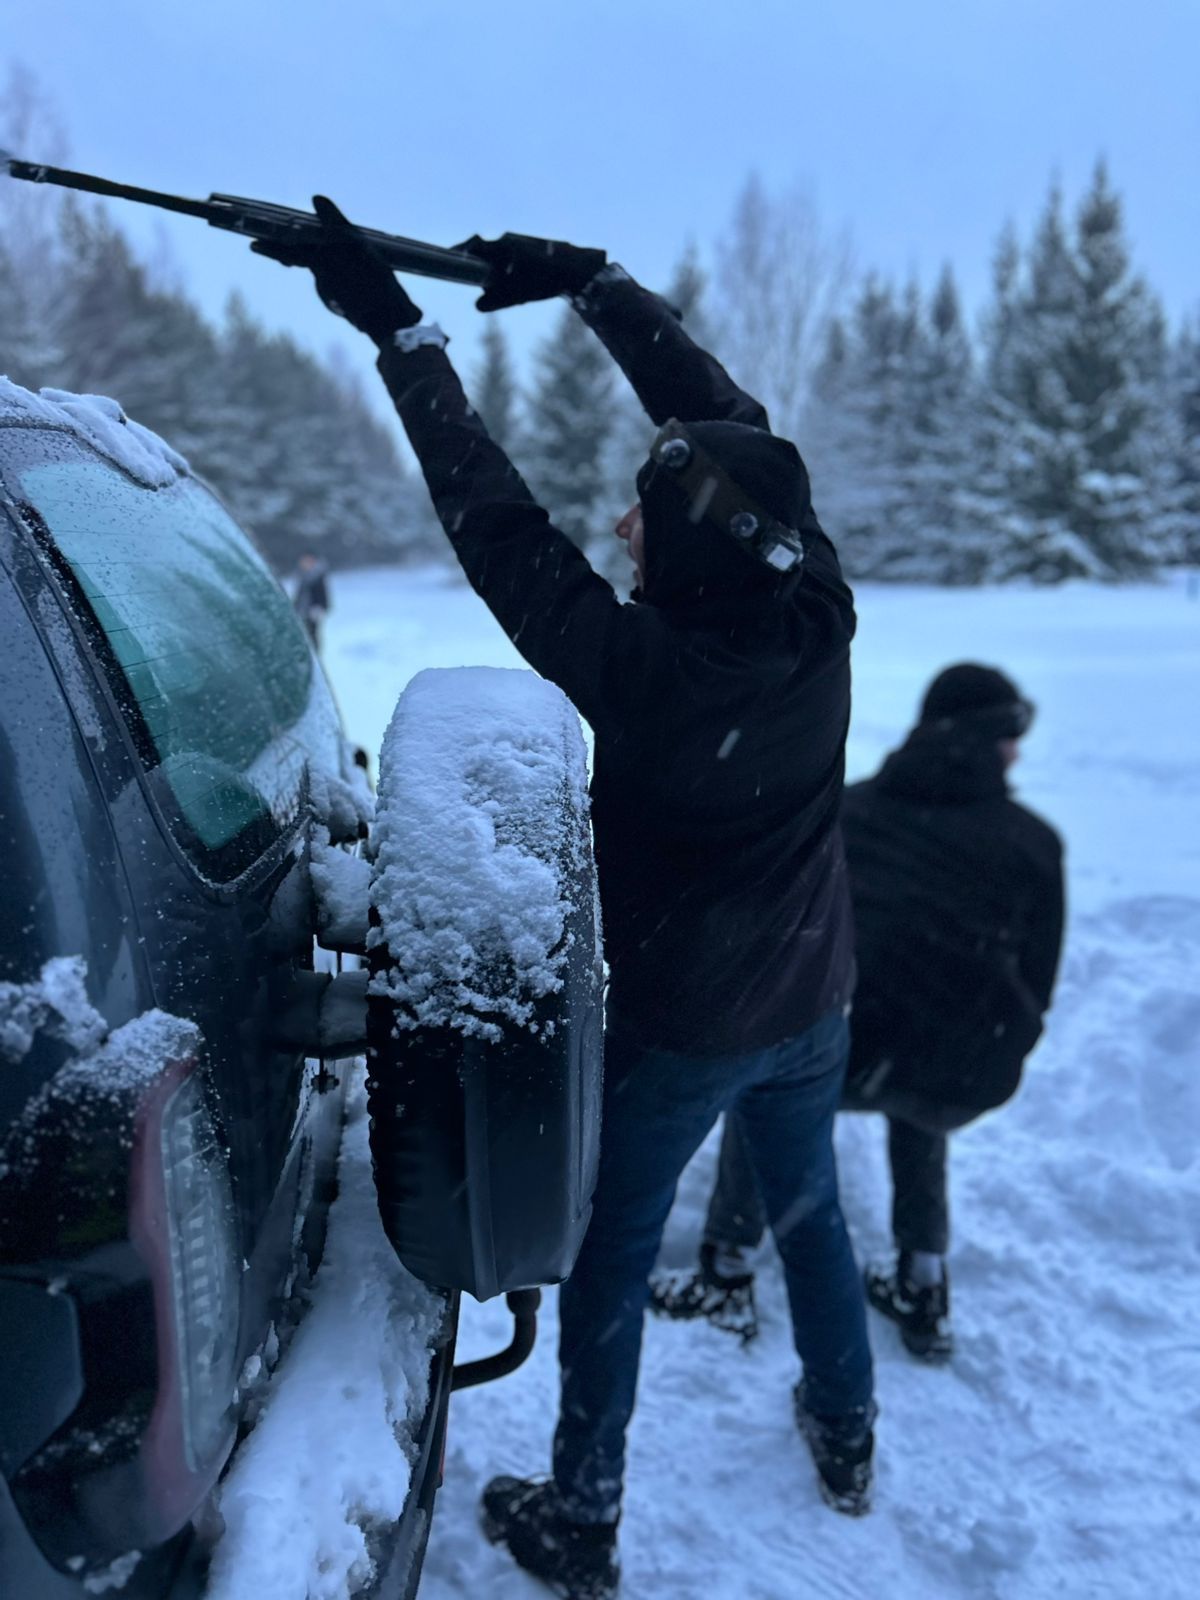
[
  {"xmin": 369, "ymin": 666, "xmax": 597, "ymax": 1038},
  {"xmin": 365, "ymin": 667, "xmax": 603, "ymax": 1300}
]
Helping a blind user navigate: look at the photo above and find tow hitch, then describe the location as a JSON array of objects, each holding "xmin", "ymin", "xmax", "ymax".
[{"xmin": 451, "ymin": 1288, "xmax": 541, "ymax": 1391}]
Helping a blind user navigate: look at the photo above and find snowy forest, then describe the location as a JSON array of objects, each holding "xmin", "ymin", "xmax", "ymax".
[
  {"xmin": 507, "ymin": 169, "xmax": 1200, "ymax": 585},
  {"xmin": 2, "ymin": 70, "xmax": 1198, "ymax": 582}
]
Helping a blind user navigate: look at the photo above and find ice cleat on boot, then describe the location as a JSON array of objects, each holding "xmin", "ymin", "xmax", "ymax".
[
  {"xmin": 865, "ymin": 1252, "xmax": 954, "ymax": 1362},
  {"xmin": 793, "ymin": 1383, "xmax": 877, "ymax": 1517},
  {"xmin": 481, "ymin": 1476, "xmax": 619, "ymax": 1600},
  {"xmin": 647, "ymin": 1243, "xmax": 759, "ymax": 1344}
]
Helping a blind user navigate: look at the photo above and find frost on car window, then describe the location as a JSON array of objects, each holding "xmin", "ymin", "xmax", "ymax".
[{"xmin": 4, "ymin": 419, "xmax": 343, "ymax": 877}]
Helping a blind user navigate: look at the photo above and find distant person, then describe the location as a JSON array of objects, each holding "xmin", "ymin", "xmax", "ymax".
[
  {"xmin": 654, "ymin": 664, "xmax": 1065, "ymax": 1361},
  {"xmin": 292, "ymin": 552, "xmax": 330, "ymax": 649}
]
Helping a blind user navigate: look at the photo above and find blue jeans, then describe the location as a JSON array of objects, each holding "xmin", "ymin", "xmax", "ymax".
[
  {"xmin": 707, "ymin": 1100, "xmax": 952, "ymax": 1257},
  {"xmin": 553, "ymin": 1009, "xmax": 874, "ymax": 1524}
]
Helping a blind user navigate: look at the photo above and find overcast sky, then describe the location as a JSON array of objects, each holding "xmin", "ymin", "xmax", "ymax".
[{"xmin": 4, "ymin": 0, "xmax": 1197, "ymax": 409}]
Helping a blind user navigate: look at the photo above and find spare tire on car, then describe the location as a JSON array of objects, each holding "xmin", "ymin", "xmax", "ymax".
[{"xmin": 365, "ymin": 667, "xmax": 603, "ymax": 1302}]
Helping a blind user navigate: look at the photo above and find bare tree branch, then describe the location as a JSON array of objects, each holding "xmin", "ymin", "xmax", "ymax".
[{"xmin": 712, "ymin": 174, "xmax": 854, "ymax": 439}]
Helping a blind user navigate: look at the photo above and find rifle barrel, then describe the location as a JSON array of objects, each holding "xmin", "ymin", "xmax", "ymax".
[
  {"xmin": 3, "ymin": 155, "xmax": 490, "ymax": 288},
  {"xmin": 4, "ymin": 155, "xmax": 218, "ymax": 222}
]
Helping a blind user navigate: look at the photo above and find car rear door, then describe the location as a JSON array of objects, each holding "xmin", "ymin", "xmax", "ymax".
[{"xmin": 0, "ymin": 424, "xmax": 352, "ymax": 1507}]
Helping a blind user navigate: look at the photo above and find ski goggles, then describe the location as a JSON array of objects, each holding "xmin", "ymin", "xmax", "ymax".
[
  {"xmin": 937, "ymin": 698, "xmax": 1036, "ymax": 741},
  {"xmin": 999, "ymin": 697, "xmax": 1035, "ymax": 739},
  {"xmin": 645, "ymin": 419, "xmax": 807, "ymax": 575}
]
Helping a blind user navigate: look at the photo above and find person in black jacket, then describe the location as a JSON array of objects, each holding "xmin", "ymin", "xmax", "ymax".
[
  {"xmin": 653, "ymin": 663, "xmax": 1065, "ymax": 1362},
  {"xmin": 251, "ymin": 201, "xmax": 875, "ymax": 1596},
  {"xmin": 291, "ymin": 552, "xmax": 330, "ymax": 649}
]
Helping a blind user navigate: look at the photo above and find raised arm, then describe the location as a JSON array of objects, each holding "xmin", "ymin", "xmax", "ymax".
[
  {"xmin": 571, "ymin": 264, "xmax": 769, "ymax": 430},
  {"xmin": 375, "ymin": 336, "xmax": 668, "ymax": 730},
  {"xmin": 248, "ymin": 199, "xmax": 671, "ymax": 733},
  {"xmin": 456, "ymin": 232, "xmax": 770, "ymax": 431}
]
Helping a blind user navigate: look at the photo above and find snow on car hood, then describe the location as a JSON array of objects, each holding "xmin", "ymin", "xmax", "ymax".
[{"xmin": 368, "ymin": 666, "xmax": 592, "ymax": 1042}]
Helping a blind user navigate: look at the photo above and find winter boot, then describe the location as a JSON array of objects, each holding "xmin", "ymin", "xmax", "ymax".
[
  {"xmin": 792, "ymin": 1383, "xmax": 877, "ymax": 1517},
  {"xmin": 480, "ymin": 1477, "xmax": 619, "ymax": 1600},
  {"xmin": 864, "ymin": 1252, "xmax": 953, "ymax": 1362},
  {"xmin": 647, "ymin": 1242, "xmax": 759, "ymax": 1344}
]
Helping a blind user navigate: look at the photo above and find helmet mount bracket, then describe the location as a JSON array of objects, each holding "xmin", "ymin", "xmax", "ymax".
[{"xmin": 647, "ymin": 420, "xmax": 806, "ymax": 575}]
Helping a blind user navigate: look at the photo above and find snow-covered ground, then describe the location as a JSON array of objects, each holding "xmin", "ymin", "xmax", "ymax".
[
  {"xmin": 234, "ymin": 566, "xmax": 1200, "ymax": 1600},
  {"xmin": 205, "ymin": 1083, "xmax": 444, "ymax": 1600}
]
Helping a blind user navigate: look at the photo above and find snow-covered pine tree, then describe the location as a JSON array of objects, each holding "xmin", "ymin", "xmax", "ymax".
[
  {"xmin": 1069, "ymin": 161, "xmax": 1172, "ymax": 571},
  {"xmin": 51, "ymin": 201, "xmax": 224, "ymax": 462},
  {"xmin": 471, "ymin": 319, "xmax": 519, "ymax": 454},
  {"xmin": 801, "ymin": 313, "xmax": 850, "ymax": 540},
  {"xmin": 979, "ymin": 184, "xmax": 1098, "ymax": 579},
  {"xmin": 316, "ymin": 355, "xmax": 438, "ymax": 570},
  {"xmin": 664, "ymin": 241, "xmax": 717, "ymax": 352},
  {"xmin": 982, "ymin": 166, "xmax": 1168, "ymax": 579},
  {"xmin": 523, "ymin": 304, "xmax": 615, "ymax": 558},
  {"xmin": 0, "ymin": 63, "xmax": 69, "ymax": 386},
  {"xmin": 890, "ymin": 267, "xmax": 992, "ymax": 583},
  {"xmin": 0, "ymin": 242, "xmax": 42, "ymax": 386},
  {"xmin": 179, "ymin": 294, "xmax": 328, "ymax": 569},
  {"xmin": 1167, "ymin": 317, "xmax": 1200, "ymax": 562},
  {"xmin": 803, "ymin": 276, "xmax": 915, "ymax": 579},
  {"xmin": 203, "ymin": 294, "xmax": 425, "ymax": 573},
  {"xmin": 974, "ymin": 221, "xmax": 1032, "ymax": 574}
]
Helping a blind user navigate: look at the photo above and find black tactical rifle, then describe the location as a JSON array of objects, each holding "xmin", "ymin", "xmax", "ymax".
[{"xmin": 1, "ymin": 153, "xmax": 490, "ymax": 288}]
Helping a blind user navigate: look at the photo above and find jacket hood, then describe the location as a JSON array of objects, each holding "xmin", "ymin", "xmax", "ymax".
[{"xmin": 635, "ymin": 421, "xmax": 817, "ymax": 621}]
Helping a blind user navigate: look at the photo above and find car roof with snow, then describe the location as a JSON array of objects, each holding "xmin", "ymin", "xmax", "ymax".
[{"xmin": 0, "ymin": 376, "xmax": 190, "ymax": 489}]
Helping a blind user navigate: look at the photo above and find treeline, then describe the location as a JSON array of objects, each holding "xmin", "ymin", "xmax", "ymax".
[
  {"xmin": 2, "ymin": 59, "xmax": 1196, "ymax": 585},
  {"xmin": 478, "ymin": 164, "xmax": 1200, "ymax": 584},
  {"xmin": 805, "ymin": 165, "xmax": 1199, "ymax": 581}
]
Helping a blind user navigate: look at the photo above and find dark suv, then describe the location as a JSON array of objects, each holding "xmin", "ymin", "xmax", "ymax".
[{"xmin": 0, "ymin": 382, "xmax": 601, "ymax": 1598}]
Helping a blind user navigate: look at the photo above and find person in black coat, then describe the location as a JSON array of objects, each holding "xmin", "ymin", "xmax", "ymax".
[
  {"xmin": 654, "ymin": 663, "xmax": 1065, "ymax": 1361},
  {"xmin": 252, "ymin": 201, "xmax": 875, "ymax": 1595},
  {"xmin": 291, "ymin": 552, "xmax": 330, "ymax": 649}
]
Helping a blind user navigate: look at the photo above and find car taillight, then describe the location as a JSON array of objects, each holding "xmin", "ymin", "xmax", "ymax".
[
  {"xmin": 160, "ymin": 1069, "xmax": 240, "ymax": 1469},
  {"xmin": 130, "ymin": 1056, "xmax": 239, "ymax": 1531},
  {"xmin": 7, "ymin": 1033, "xmax": 240, "ymax": 1571}
]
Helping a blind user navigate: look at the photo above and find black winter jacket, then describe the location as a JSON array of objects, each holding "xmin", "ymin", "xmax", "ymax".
[
  {"xmin": 842, "ymin": 727, "xmax": 1065, "ymax": 1118},
  {"xmin": 376, "ymin": 269, "xmax": 856, "ymax": 1055}
]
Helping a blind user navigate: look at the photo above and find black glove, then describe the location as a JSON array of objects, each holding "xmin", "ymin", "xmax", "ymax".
[
  {"xmin": 453, "ymin": 232, "xmax": 606, "ymax": 312},
  {"xmin": 251, "ymin": 195, "xmax": 422, "ymax": 345}
]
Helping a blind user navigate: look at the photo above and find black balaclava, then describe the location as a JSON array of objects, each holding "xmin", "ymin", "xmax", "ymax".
[{"xmin": 635, "ymin": 421, "xmax": 816, "ymax": 616}]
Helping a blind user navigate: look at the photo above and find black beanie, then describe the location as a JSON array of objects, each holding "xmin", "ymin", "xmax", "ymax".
[{"xmin": 919, "ymin": 663, "xmax": 1033, "ymax": 738}]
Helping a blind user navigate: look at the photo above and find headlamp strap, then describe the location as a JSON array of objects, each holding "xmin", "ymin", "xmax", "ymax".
[{"xmin": 650, "ymin": 420, "xmax": 806, "ymax": 574}]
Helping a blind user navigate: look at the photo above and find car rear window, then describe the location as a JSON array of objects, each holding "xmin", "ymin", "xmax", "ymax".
[{"xmin": 5, "ymin": 429, "xmax": 343, "ymax": 878}]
